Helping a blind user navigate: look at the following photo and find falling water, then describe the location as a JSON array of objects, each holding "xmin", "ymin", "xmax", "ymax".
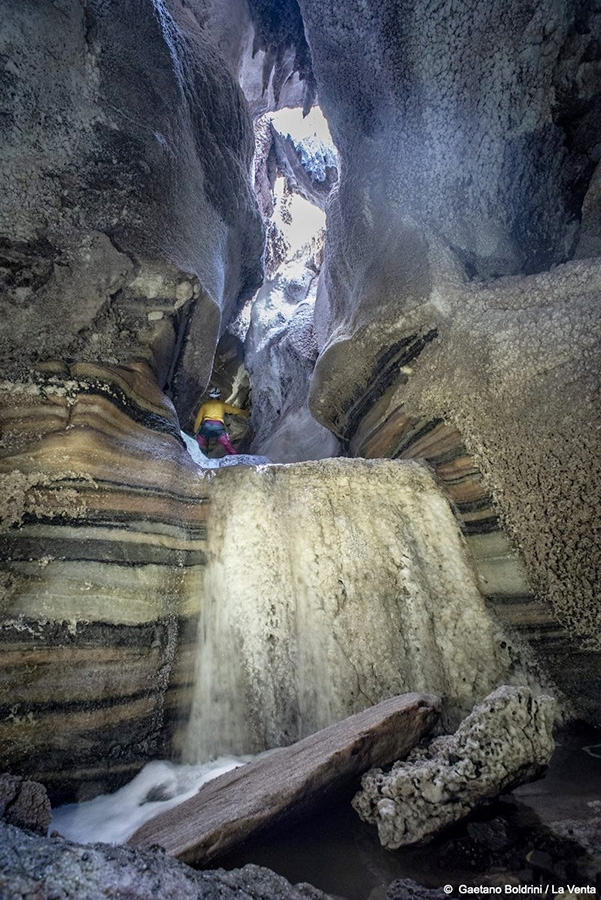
[
  {"xmin": 51, "ymin": 457, "xmax": 542, "ymax": 846},
  {"xmin": 181, "ymin": 457, "xmax": 537, "ymax": 764}
]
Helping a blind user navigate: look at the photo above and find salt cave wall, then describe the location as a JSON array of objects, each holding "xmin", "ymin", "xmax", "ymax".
[
  {"xmin": 1, "ymin": 0, "xmax": 600, "ymax": 806},
  {"xmin": 0, "ymin": 0, "xmax": 264, "ymax": 421},
  {"xmin": 295, "ymin": 0, "xmax": 601, "ymax": 718},
  {"xmin": 0, "ymin": 362, "xmax": 208, "ymax": 800},
  {"xmin": 0, "ymin": 0, "xmax": 265, "ymax": 800}
]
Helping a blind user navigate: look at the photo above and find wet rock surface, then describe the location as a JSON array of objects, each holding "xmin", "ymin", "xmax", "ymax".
[
  {"xmin": 353, "ymin": 687, "xmax": 555, "ymax": 848},
  {"xmin": 182, "ymin": 460, "xmax": 546, "ymax": 765},
  {"xmin": 206, "ymin": 765, "xmax": 601, "ymax": 898},
  {"xmin": 425, "ymin": 803, "xmax": 601, "ymax": 891}
]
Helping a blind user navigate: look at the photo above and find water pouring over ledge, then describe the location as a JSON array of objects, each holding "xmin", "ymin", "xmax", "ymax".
[
  {"xmin": 180, "ymin": 458, "xmax": 541, "ymax": 764},
  {"xmin": 53, "ymin": 458, "xmax": 542, "ymax": 844}
]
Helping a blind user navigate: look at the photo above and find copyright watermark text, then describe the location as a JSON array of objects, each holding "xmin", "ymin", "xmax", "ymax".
[{"xmin": 443, "ymin": 887, "xmax": 597, "ymax": 896}]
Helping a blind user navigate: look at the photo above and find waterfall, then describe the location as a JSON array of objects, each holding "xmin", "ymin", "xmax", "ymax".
[{"xmin": 181, "ymin": 458, "xmax": 537, "ymax": 764}]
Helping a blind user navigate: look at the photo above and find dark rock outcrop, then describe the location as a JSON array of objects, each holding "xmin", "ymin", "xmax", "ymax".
[
  {"xmin": 0, "ymin": 821, "xmax": 330, "ymax": 900},
  {"xmin": 0, "ymin": 774, "xmax": 51, "ymax": 836},
  {"xmin": 386, "ymin": 882, "xmax": 447, "ymax": 900}
]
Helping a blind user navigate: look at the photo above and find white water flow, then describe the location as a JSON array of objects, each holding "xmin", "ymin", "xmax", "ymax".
[
  {"xmin": 51, "ymin": 757, "xmax": 251, "ymax": 844},
  {"xmin": 181, "ymin": 457, "xmax": 537, "ymax": 764}
]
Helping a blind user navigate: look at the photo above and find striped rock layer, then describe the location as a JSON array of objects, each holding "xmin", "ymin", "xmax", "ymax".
[
  {"xmin": 0, "ymin": 362, "xmax": 207, "ymax": 802},
  {"xmin": 346, "ymin": 369, "xmax": 601, "ymax": 723}
]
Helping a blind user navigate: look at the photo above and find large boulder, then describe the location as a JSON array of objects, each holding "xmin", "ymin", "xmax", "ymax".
[
  {"xmin": 130, "ymin": 693, "xmax": 440, "ymax": 865},
  {"xmin": 0, "ymin": 774, "xmax": 51, "ymax": 837},
  {"xmin": 352, "ymin": 686, "xmax": 556, "ymax": 848}
]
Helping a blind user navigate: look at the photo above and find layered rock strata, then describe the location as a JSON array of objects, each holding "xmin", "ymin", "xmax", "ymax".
[
  {"xmin": 352, "ymin": 686, "xmax": 556, "ymax": 848},
  {"xmin": 0, "ymin": 362, "xmax": 208, "ymax": 801},
  {"xmin": 0, "ymin": 369, "xmax": 552, "ymax": 803}
]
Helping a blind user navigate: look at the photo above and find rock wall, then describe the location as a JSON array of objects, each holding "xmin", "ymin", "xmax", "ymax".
[
  {"xmin": 0, "ymin": 0, "xmax": 264, "ymax": 421},
  {"xmin": 245, "ymin": 252, "xmax": 339, "ymax": 461},
  {"xmin": 299, "ymin": 0, "xmax": 601, "ymax": 283},
  {"xmin": 242, "ymin": 109, "xmax": 339, "ymax": 461},
  {"xmin": 308, "ymin": 252, "xmax": 601, "ymax": 720},
  {"xmin": 0, "ymin": 363, "xmax": 208, "ymax": 801},
  {"xmin": 3, "ymin": 376, "xmax": 550, "ymax": 798},
  {"xmin": 0, "ymin": 2, "xmax": 272, "ymax": 799},
  {"xmin": 291, "ymin": 0, "xmax": 601, "ymax": 719}
]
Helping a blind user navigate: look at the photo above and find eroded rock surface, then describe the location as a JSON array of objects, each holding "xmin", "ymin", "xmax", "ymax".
[
  {"xmin": 0, "ymin": 0, "xmax": 264, "ymax": 420},
  {"xmin": 289, "ymin": 0, "xmax": 601, "ymax": 717},
  {"xmin": 0, "ymin": 822, "xmax": 330, "ymax": 900},
  {"xmin": 243, "ymin": 108, "xmax": 339, "ymax": 461},
  {"xmin": 2, "ymin": 362, "xmax": 544, "ymax": 803},
  {"xmin": 309, "ymin": 254, "xmax": 601, "ymax": 718},
  {"xmin": 0, "ymin": 774, "xmax": 51, "ymax": 837},
  {"xmin": 352, "ymin": 686, "xmax": 556, "ymax": 849},
  {"xmin": 0, "ymin": 362, "xmax": 209, "ymax": 800}
]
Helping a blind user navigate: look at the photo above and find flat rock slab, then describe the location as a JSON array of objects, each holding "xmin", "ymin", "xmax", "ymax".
[{"xmin": 130, "ymin": 692, "xmax": 440, "ymax": 867}]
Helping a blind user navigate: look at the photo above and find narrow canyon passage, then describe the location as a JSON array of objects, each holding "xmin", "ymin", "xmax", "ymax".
[{"xmin": 1, "ymin": 1, "xmax": 600, "ymax": 898}]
